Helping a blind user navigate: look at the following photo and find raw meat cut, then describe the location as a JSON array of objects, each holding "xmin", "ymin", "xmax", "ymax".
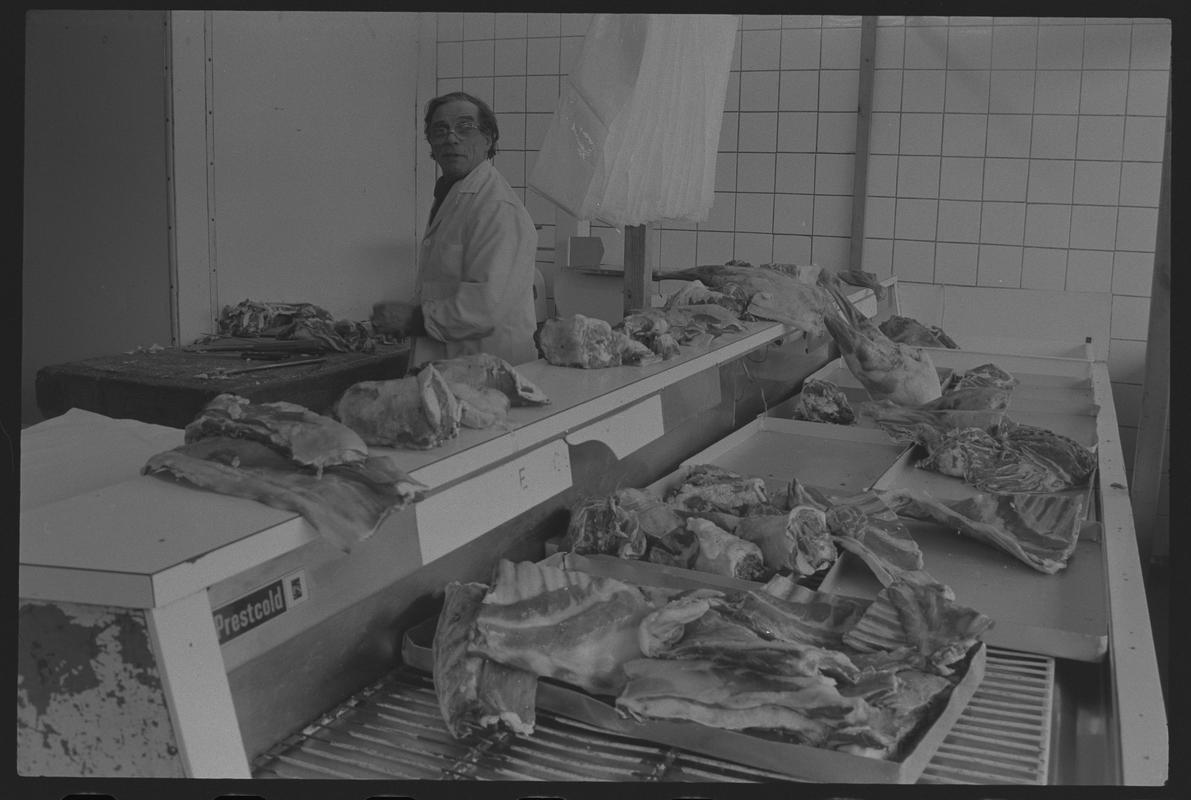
[
  {"xmin": 470, "ymin": 560, "xmax": 655, "ymax": 695},
  {"xmin": 790, "ymin": 378, "xmax": 856, "ymax": 425},
  {"xmin": 776, "ymin": 480, "xmax": 942, "ymax": 595},
  {"xmin": 616, "ymin": 309, "xmax": 682, "ymax": 359},
  {"xmin": 611, "ymin": 489, "xmax": 698, "ymax": 568},
  {"xmin": 429, "ymin": 353, "xmax": 550, "ymax": 407},
  {"xmin": 716, "ymin": 587, "xmax": 870, "ymax": 652},
  {"xmin": 735, "ymin": 506, "xmax": 838, "ymax": 578},
  {"xmin": 619, "ymin": 303, "xmax": 746, "ymax": 357},
  {"xmin": 913, "ymin": 419, "xmax": 1096, "ymax": 494},
  {"xmin": 433, "ymin": 581, "xmax": 537, "ymax": 737},
  {"xmin": 878, "ymin": 315, "xmax": 959, "ymax": 349},
  {"xmin": 941, "ymin": 363, "xmax": 1018, "ymax": 393},
  {"xmin": 637, "ymin": 592, "xmax": 722, "ymax": 657},
  {"xmin": 617, "ymin": 576, "xmax": 975, "ymax": 758},
  {"xmin": 917, "ymin": 427, "xmax": 1008, "ymax": 481},
  {"xmin": 686, "ymin": 518, "xmax": 767, "ymax": 581},
  {"xmin": 645, "ymin": 600, "xmax": 862, "ymax": 682},
  {"xmin": 615, "ymin": 658, "xmax": 883, "ymax": 748},
  {"xmin": 539, "ymin": 314, "xmax": 658, "ymax": 368},
  {"xmin": 208, "ymin": 299, "xmax": 380, "ymax": 353},
  {"xmin": 447, "ymin": 383, "xmax": 511, "ymax": 429},
  {"xmin": 823, "ymin": 492, "xmax": 946, "ymax": 594},
  {"xmin": 613, "ymin": 488, "xmax": 685, "ymax": 540},
  {"xmin": 334, "ymin": 365, "xmax": 462, "ymax": 449},
  {"xmin": 842, "ymin": 578, "xmax": 992, "ymax": 676},
  {"xmin": 184, "ymin": 393, "xmax": 368, "ymax": 472},
  {"xmin": 215, "ymin": 298, "xmax": 334, "ymax": 337},
  {"xmin": 566, "ymin": 494, "xmax": 647, "ymax": 559},
  {"xmin": 142, "ymin": 436, "xmax": 425, "ymax": 551},
  {"xmin": 879, "ymin": 487, "xmax": 1087, "ymax": 574},
  {"xmin": 666, "ymin": 464, "xmax": 777, "ymax": 517},
  {"xmin": 659, "ymin": 262, "xmax": 836, "ymax": 338},
  {"xmin": 993, "ymin": 419, "xmax": 1097, "ymax": 491}
]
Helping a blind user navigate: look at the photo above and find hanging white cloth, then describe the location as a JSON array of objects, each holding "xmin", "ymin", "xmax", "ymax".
[{"xmin": 529, "ymin": 14, "xmax": 738, "ymax": 227}]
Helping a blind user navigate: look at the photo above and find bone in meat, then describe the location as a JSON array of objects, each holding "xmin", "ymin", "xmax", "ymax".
[
  {"xmin": 470, "ymin": 560, "xmax": 655, "ymax": 695},
  {"xmin": 433, "ymin": 581, "xmax": 537, "ymax": 738}
]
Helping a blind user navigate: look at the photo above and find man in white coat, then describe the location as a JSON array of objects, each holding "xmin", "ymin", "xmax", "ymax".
[{"xmin": 372, "ymin": 92, "xmax": 539, "ymax": 367}]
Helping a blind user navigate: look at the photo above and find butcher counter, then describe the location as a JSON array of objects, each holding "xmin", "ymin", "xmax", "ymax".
[
  {"xmin": 19, "ymin": 285, "xmax": 853, "ymax": 780},
  {"xmin": 17, "ymin": 280, "xmax": 1168, "ymax": 788}
]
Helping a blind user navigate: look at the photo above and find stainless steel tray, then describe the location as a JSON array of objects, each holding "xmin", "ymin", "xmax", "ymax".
[
  {"xmin": 784, "ymin": 357, "xmax": 1108, "ymax": 662},
  {"xmin": 251, "ymin": 641, "xmax": 1051, "ymax": 785}
]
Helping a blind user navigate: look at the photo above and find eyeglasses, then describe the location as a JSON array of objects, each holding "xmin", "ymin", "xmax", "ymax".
[{"xmin": 428, "ymin": 120, "xmax": 483, "ymax": 142}]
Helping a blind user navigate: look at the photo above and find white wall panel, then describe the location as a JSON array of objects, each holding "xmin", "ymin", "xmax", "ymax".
[
  {"xmin": 202, "ymin": 11, "xmax": 421, "ymax": 323},
  {"xmin": 22, "ymin": 10, "xmax": 174, "ymax": 426}
]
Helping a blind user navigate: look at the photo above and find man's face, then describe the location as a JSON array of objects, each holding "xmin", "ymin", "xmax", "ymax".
[{"xmin": 428, "ymin": 100, "xmax": 491, "ymax": 180}]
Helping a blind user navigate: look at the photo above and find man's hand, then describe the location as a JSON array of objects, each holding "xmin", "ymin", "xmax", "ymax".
[{"xmin": 371, "ymin": 301, "xmax": 426, "ymax": 337}]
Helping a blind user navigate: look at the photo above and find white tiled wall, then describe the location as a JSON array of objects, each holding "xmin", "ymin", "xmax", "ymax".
[{"xmin": 428, "ymin": 13, "xmax": 1170, "ymax": 549}]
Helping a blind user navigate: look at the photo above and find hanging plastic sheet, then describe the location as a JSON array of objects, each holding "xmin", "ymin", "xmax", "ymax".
[{"xmin": 529, "ymin": 14, "xmax": 738, "ymax": 227}]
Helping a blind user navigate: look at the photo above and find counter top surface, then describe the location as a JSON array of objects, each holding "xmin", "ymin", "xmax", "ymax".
[{"xmin": 20, "ymin": 321, "xmax": 788, "ymax": 605}]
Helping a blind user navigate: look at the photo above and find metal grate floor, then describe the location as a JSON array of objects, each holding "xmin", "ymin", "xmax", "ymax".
[{"xmin": 252, "ymin": 646, "xmax": 1053, "ymax": 784}]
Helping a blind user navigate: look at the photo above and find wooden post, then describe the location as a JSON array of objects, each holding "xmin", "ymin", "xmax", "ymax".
[
  {"xmin": 848, "ymin": 16, "xmax": 878, "ymax": 272},
  {"xmin": 623, "ymin": 223, "xmax": 648, "ymax": 316},
  {"xmin": 1130, "ymin": 89, "xmax": 1171, "ymax": 569}
]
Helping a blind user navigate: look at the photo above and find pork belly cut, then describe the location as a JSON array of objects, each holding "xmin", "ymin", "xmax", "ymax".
[
  {"xmin": 718, "ymin": 587, "xmax": 870, "ymax": 652},
  {"xmin": 648, "ymin": 604, "xmax": 862, "ymax": 683},
  {"xmin": 433, "ymin": 581, "xmax": 537, "ymax": 738},
  {"xmin": 615, "ymin": 658, "xmax": 883, "ymax": 747},
  {"xmin": 470, "ymin": 560, "xmax": 654, "ymax": 695},
  {"xmin": 879, "ymin": 487, "xmax": 1087, "ymax": 574},
  {"xmin": 639, "ymin": 588, "xmax": 866, "ymax": 674}
]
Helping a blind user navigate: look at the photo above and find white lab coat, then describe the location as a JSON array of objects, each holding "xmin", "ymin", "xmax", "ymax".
[{"xmin": 412, "ymin": 159, "xmax": 539, "ymax": 368}]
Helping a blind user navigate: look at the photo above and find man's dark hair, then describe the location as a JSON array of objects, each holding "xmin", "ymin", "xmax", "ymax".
[{"xmin": 424, "ymin": 91, "xmax": 499, "ymax": 159}]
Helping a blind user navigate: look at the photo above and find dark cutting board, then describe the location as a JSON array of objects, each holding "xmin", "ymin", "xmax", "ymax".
[{"xmin": 35, "ymin": 343, "xmax": 410, "ymax": 429}]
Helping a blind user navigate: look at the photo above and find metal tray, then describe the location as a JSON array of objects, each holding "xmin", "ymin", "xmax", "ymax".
[
  {"xmin": 398, "ymin": 609, "xmax": 986, "ymax": 783},
  {"xmin": 644, "ymin": 414, "xmax": 913, "ymax": 500},
  {"xmin": 789, "ymin": 357, "xmax": 1108, "ymax": 662},
  {"xmin": 250, "ymin": 641, "xmax": 1053, "ymax": 785}
]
